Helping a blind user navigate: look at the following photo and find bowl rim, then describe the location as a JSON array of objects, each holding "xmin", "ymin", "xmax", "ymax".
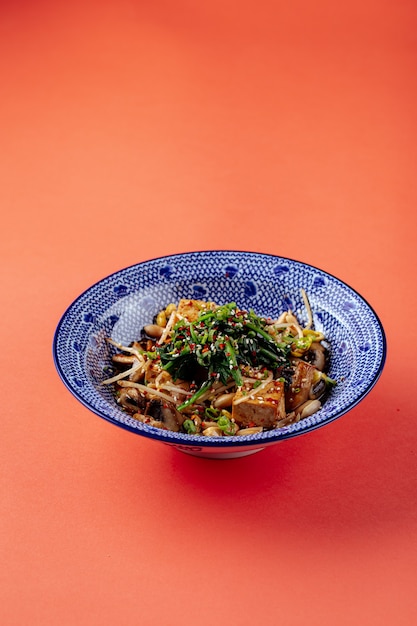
[{"xmin": 53, "ymin": 249, "xmax": 387, "ymax": 448}]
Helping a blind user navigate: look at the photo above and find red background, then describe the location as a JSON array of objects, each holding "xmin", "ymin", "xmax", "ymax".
[{"xmin": 1, "ymin": 1, "xmax": 416, "ymax": 624}]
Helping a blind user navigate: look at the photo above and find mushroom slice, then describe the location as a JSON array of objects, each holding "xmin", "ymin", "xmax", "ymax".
[
  {"xmin": 112, "ymin": 354, "xmax": 138, "ymax": 365},
  {"xmin": 286, "ymin": 360, "xmax": 317, "ymax": 411},
  {"xmin": 144, "ymin": 399, "xmax": 184, "ymax": 432},
  {"xmin": 143, "ymin": 324, "xmax": 164, "ymax": 339},
  {"xmin": 309, "ymin": 376, "xmax": 327, "ymax": 400},
  {"xmin": 117, "ymin": 387, "xmax": 147, "ymax": 413},
  {"xmin": 306, "ymin": 342, "xmax": 327, "ymax": 371}
]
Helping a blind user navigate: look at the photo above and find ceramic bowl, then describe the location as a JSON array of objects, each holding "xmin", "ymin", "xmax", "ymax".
[{"xmin": 53, "ymin": 251, "xmax": 386, "ymax": 458}]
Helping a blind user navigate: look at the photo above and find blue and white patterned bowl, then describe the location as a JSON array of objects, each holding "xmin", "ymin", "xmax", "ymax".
[{"xmin": 53, "ymin": 251, "xmax": 386, "ymax": 458}]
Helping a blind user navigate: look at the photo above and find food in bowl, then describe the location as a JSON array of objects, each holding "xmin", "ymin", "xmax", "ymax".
[
  {"xmin": 53, "ymin": 251, "xmax": 386, "ymax": 458},
  {"xmin": 102, "ymin": 293, "xmax": 336, "ymax": 437}
]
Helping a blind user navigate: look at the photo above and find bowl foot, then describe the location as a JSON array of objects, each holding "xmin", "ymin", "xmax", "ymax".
[{"xmin": 175, "ymin": 447, "xmax": 265, "ymax": 459}]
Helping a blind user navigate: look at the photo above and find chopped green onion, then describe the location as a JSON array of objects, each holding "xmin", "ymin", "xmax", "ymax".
[
  {"xmin": 217, "ymin": 414, "xmax": 236, "ymax": 436},
  {"xmin": 183, "ymin": 419, "xmax": 197, "ymax": 434},
  {"xmin": 321, "ymin": 373, "xmax": 337, "ymax": 386},
  {"xmin": 291, "ymin": 336, "xmax": 313, "ymax": 355},
  {"xmin": 204, "ymin": 406, "xmax": 220, "ymax": 420}
]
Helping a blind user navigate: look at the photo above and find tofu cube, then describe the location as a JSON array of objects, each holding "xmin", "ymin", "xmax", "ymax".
[
  {"xmin": 176, "ymin": 299, "xmax": 216, "ymax": 323},
  {"xmin": 232, "ymin": 380, "xmax": 286, "ymax": 429}
]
